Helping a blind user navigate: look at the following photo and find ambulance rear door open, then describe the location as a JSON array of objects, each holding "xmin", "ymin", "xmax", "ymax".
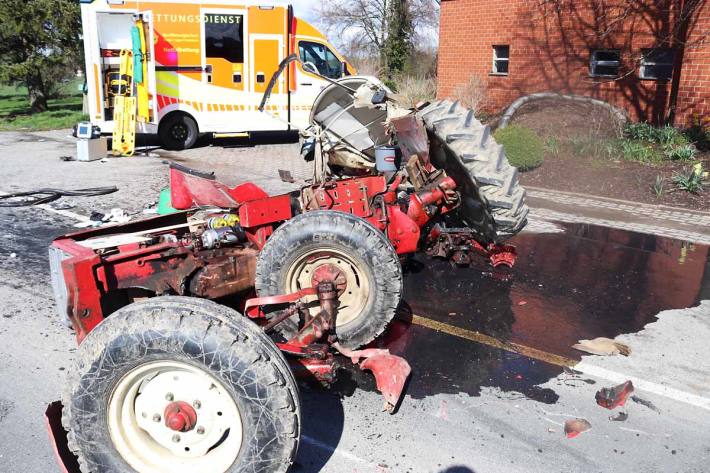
[{"xmin": 89, "ymin": 9, "xmax": 158, "ymax": 132}]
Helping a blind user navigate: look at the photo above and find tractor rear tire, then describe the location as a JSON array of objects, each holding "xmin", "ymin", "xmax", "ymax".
[
  {"xmin": 62, "ymin": 297, "xmax": 300, "ymax": 473},
  {"xmin": 417, "ymin": 100, "xmax": 529, "ymax": 242},
  {"xmin": 255, "ymin": 211, "xmax": 403, "ymax": 350}
]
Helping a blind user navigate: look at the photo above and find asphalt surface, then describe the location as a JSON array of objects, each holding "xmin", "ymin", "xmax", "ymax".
[{"xmin": 0, "ymin": 131, "xmax": 709, "ymax": 473}]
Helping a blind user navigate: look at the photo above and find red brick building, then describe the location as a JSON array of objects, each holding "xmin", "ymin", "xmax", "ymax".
[{"xmin": 437, "ymin": 0, "xmax": 710, "ymax": 127}]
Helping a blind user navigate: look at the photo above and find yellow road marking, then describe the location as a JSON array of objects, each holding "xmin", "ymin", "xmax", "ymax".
[{"xmin": 408, "ymin": 314, "xmax": 579, "ymax": 368}]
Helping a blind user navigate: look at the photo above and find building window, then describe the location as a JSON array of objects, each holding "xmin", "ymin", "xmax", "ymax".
[
  {"xmin": 492, "ymin": 45, "xmax": 509, "ymax": 75},
  {"xmin": 590, "ymin": 49, "xmax": 621, "ymax": 78},
  {"xmin": 640, "ymin": 49, "xmax": 676, "ymax": 81}
]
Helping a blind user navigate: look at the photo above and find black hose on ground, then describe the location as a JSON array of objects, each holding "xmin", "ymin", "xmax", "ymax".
[{"xmin": 0, "ymin": 187, "xmax": 119, "ymax": 208}]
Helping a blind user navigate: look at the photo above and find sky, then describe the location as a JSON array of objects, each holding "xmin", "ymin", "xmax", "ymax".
[
  {"xmin": 279, "ymin": 0, "xmax": 439, "ymax": 49},
  {"xmin": 289, "ymin": 0, "xmax": 318, "ymax": 21}
]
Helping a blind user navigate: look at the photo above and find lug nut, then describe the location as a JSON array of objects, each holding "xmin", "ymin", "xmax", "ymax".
[
  {"xmin": 196, "ymin": 426, "xmax": 205, "ymax": 435},
  {"xmin": 153, "ymin": 414, "xmax": 161, "ymax": 423},
  {"xmin": 172, "ymin": 434, "xmax": 181, "ymax": 443},
  {"xmin": 193, "ymin": 400, "xmax": 202, "ymax": 409},
  {"xmin": 165, "ymin": 393, "xmax": 174, "ymax": 401}
]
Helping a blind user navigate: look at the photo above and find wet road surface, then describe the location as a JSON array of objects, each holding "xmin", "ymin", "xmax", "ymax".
[{"xmin": 366, "ymin": 223, "xmax": 710, "ymax": 404}]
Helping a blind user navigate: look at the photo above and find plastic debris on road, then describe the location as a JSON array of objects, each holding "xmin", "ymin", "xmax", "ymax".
[
  {"xmin": 573, "ymin": 337, "xmax": 631, "ymax": 356},
  {"xmin": 596, "ymin": 381, "xmax": 635, "ymax": 409},
  {"xmin": 609, "ymin": 411, "xmax": 629, "ymax": 422},
  {"xmin": 564, "ymin": 418, "xmax": 592, "ymax": 438}
]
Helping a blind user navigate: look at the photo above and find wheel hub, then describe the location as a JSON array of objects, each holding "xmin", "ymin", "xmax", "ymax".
[
  {"xmin": 311, "ymin": 263, "xmax": 347, "ymax": 295},
  {"xmin": 108, "ymin": 361, "xmax": 243, "ymax": 472},
  {"xmin": 287, "ymin": 250, "xmax": 370, "ymax": 327},
  {"xmin": 172, "ymin": 124, "xmax": 188, "ymax": 140},
  {"xmin": 164, "ymin": 401, "xmax": 197, "ymax": 432}
]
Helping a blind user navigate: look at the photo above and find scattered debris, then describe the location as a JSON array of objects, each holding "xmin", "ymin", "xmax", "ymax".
[
  {"xmin": 596, "ymin": 381, "xmax": 635, "ymax": 409},
  {"xmin": 631, "ymin": 395, "xmax": 661, "ymax": 414},
  {"xmin": 279, "ymin": 169, "xmax": 296, "ymax": 183},
  {"xmin": 74, "ymin": 220, "xmax": 99, "ymax": 229},
  {"xmin": 104, "ymin": 208, "xmax": 131, "ymax": 224},
  {"xmin": 59, "ymin": 156, "xmax": 74, "ymax": 162},
  {"xmin": 564, "ymin": 418, "xmax": 592, "ymax": 438},
  {"xmin": 559, "ymin": 367, "xmax": 597, "ymax": 387},
  {"xmin": 610, "ymin": 411, "xmax": 629, "ymax": 422},
  {"xmin": 89, "ymin": 211, "xmax": 105, "ymax": 222},
  {"xmin": 573, "ymin": 337, "xmax": 631, "ymax": 356},
  {"xmin": 518, "ymin": 301, "xmax": 528, "ymax": 306},
  {"xmin": 0, "ymin": 187, "xmax": 118, "ymax": 208},
  {"xmin": 49, "ymin": 202, "xmax": 76, "ymax": 211}
]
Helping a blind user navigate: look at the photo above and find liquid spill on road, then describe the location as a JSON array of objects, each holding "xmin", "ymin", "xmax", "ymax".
[
  {"xmin": 0, "ymin": 209, "xmax": 75, "ymax": 282},
  {"xmin": 338, "ymin": 222, "xmax": 710, "ymax": 403}
]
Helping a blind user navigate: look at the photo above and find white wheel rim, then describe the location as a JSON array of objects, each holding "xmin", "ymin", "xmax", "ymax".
[
  {"xmin": 108, "ymin": 361, "xmax": 243, "ymax": 473},
  {"xmin": 286, "ymin": 248, "xmax": 370, "ymax": 326}
]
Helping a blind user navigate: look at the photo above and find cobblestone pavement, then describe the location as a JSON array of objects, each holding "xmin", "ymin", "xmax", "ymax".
[{"xmin": 526, "ymin": 187, "xmax": 710, "ymax": 244}]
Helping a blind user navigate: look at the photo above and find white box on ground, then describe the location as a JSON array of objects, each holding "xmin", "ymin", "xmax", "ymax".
[{"xmin": 76, "ymin": 136, "xmax": 107, "ymax": 162}]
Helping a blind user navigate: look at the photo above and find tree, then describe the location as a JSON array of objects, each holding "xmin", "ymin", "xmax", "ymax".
[
  {"xmin": 0, "ymin": 0, "xmax": 82, "ymax": 113},
  {"xmin": 316, "ymin": 0, "xmax": 439, "ymax": 77},
  {"xmin": 384, "ymin": 0, "xmax": 413, "ymax": 77}
]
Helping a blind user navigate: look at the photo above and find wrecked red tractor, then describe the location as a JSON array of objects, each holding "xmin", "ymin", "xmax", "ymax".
[{"xmin": 46, "ymin": 80, "xmax": 528, "ymax": 472}]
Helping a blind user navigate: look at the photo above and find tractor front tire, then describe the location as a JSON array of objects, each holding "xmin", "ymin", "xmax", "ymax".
[
  {"xmin": 418, "ymin": 100, "xmax": 529, "ymax": 242},
  {"xmin": 62, "ymin": 297, "xmax": 300, "ymax": 473},
  {"xmin": 255, "ymin": 211, "xmax": 403, "ymax": 350}
]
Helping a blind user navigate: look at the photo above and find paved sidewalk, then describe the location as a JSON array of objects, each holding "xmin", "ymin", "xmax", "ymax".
[{"xmin": 526, "ymin": 187, "xmax": 710, "ymax": 244}]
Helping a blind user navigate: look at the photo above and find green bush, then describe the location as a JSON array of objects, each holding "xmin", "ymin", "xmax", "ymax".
[
  {"xmin": 617, "ymin": 139, "xmax": 663, "ymax": 163},
  {"xmin": 664, "ymin": 144, "xmax": 697, "ymax": 161},
  {"xmin": 673, "ymin": 163, "xmax": 707, "ymax": 194},
  {"xmin": 624, "ymin": 122, "xmax": 689, "ymax": 146},
  {"xmin": 494, "ymin": 125, "xmax": 545, "ymax": 171}
]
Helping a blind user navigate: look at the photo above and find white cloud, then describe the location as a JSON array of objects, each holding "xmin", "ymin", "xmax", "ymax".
[{"xmin": 289, "ymin": 0, "xmax": 318, "ymax": 21}]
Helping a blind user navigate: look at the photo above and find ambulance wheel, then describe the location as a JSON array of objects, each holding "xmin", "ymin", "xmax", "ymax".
[
  {"xmin": 159, "ymin": 113, "xmax": 199, "ymax": 150},
  {"xmin": 62, "ymin": 297, "xmax": 300, "ymax": 473}
]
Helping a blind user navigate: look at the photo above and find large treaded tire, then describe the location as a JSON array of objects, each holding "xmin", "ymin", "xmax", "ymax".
[
  {"xmin": 255, "ymin": 211, "xmax": 403, "ymax": 350},
  {"xmin": 417, "ymin": 100, "xmax": 529, "ymax": 242},
  {"xmin": 62, "ymin": 297, "xmax": 300, "ymax": 473}
]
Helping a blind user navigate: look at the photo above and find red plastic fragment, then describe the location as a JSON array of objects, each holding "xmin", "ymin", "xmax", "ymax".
[
  {"xmin": 44, "ymin": 402, "xmax": 81, "ymax": 473},
  {"xmin": 595, "ymin": 381, "xmax": 635, "ymax": 410},
  {"xmin": 564, "ymin": 418, "xmax": 592, "ymax": 439},
  {"xmin": 360, "ymin": 354, "xmax": 412, "ymax": 414}
]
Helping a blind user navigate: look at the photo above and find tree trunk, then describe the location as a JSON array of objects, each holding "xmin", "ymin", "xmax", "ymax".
[{"xmin": 27, "ymin": 72, "xmax": 49, "ymax": 113}]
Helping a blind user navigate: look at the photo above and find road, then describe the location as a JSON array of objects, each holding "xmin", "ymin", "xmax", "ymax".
[{"xmin": 0, "ymin": 131, "xmax": 709, "ymax": 473}]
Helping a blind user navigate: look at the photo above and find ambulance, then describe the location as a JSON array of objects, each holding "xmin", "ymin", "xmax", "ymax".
[{"xmin": 79, "ymin": 1, "xmax": 355, "ymax": 149}]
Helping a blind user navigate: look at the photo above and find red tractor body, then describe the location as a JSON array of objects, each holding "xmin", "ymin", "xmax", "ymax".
[{"xmin": 47, "ymin": 97, "xmax": 526, "ymax": 473}]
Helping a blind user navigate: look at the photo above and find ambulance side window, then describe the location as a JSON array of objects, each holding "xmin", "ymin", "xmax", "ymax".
[
  {"xmin": 299, "ymin": 41, "xmax": 342, "ymax": 79},
  {"xmin": 205, "ymin": 14, "xmax": 244, "ymax": 63}
]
